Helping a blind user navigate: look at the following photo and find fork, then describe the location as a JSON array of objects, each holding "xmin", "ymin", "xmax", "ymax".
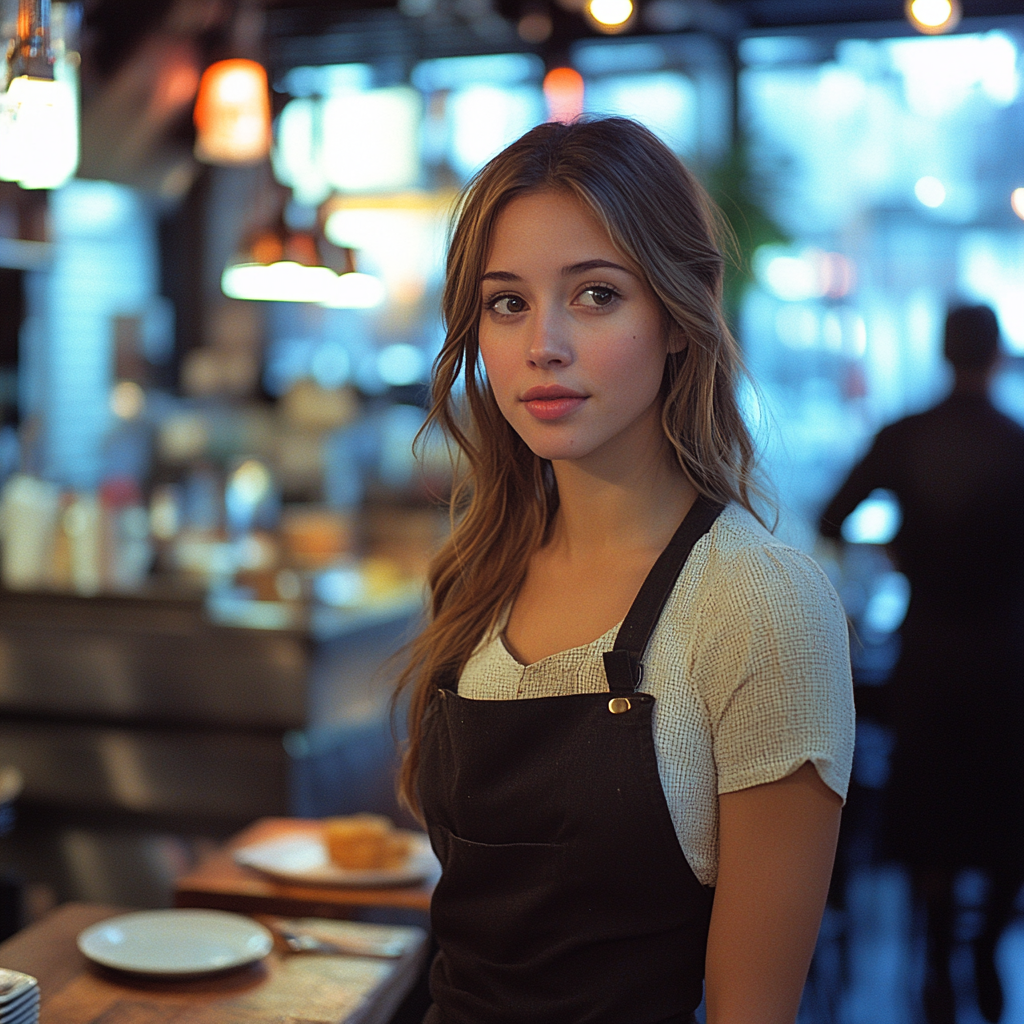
[{"xmin": 273, "ymin": 925, "xmax": 405, "ymax": 959}]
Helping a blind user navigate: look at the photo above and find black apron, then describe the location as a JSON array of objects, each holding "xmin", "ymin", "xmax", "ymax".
[{"xmin": 419, "ymin": 495, "xmax": 724, "ymax": 1024}]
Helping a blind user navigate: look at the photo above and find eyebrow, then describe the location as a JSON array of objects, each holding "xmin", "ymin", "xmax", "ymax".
[{"xmin": 480, "ymin": 259, "xmax": 635, "ymax": 284}]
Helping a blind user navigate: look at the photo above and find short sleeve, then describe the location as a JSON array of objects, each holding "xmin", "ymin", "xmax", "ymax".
[{"xmin": 692, "ymin": 543, "xmax": 855, "ymax": 802}]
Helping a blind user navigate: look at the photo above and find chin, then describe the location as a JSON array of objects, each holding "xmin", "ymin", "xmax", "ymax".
[{"xmin": 515, "ymin": 430, "xmax": 593, "ymax": 463}]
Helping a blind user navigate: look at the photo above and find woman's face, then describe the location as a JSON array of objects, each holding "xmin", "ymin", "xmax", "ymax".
[{"xmin": 477, "ymin": 190, "xmax": 678, "ymax": 467}]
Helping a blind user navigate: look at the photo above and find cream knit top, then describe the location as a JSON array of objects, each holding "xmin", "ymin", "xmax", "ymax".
[{"xmin": 457, "ymin": 503, "xmax": 856, "ymax": 887}]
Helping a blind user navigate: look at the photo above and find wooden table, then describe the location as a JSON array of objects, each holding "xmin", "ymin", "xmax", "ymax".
[
  {"xmin": 175, "ymin": 818, "xmax": 436, "ymax": 920},
  {"xmin": 0, "ymin": 902, "xmax": 428, "ymax": 1024}
]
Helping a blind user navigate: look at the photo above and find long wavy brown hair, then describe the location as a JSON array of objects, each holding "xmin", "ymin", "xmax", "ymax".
[{"xmin": 396, "ymin": 116, "xmax": 764, "ymax": 817}]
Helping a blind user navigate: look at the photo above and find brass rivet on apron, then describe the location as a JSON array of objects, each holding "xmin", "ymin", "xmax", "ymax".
[{"xmin": 608, "ymin": 697, "xmax": 631, "ymax": 714}]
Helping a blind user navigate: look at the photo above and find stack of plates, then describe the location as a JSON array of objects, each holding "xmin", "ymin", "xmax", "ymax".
[{"xmin": 0, "ymin": 969, "xmax": 38, "ymax": 1024}]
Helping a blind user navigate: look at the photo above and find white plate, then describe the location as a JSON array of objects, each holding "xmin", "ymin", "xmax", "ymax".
[
  {"xmin": 77, "ymin": 910, "xmax": 273, "ymax": 976},
  {"xmin": 234, "ymin": 831, "xmax": 439, "ymax": 888}
]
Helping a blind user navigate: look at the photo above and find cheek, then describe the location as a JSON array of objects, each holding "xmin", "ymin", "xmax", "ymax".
[
  {"xmin": 478, "ymin": 333, "xmax": 517, "ymax": 411},
  {"xmin": 595, "ymin": 329, "xmax": 668, "ymax": 402}
]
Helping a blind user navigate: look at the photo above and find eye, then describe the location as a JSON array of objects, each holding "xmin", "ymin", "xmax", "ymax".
[
  {"xmin": 487, "ymin": 294, "xmax": 527, "ymax": 315},
  {"xmin": 577, "ymin": 286, "xmax": 618, "ymax": 308}
]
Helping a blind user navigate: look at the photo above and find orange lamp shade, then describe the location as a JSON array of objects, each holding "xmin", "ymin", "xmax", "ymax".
[
  {"xmin": 543, "ymin": 67, "xmax": 585, "ymax": 124},
  {"xmin": 193, "ymin": 58, "xmax": 271, "ymax": 165},
  {"xmin": 248, "ymin": 231, "xmax": 285, "ymax": 265}
]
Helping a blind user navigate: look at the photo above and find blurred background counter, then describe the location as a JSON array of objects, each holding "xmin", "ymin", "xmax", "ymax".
[
  {"xmin": 0, "ymin": 576, "xmax": 423, "ymax": 915},
  {"xmin": 0, "ymin": 583, "xmax": 423, "ymax": 820}
]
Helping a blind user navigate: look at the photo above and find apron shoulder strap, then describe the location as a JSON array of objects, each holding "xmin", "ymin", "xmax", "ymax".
[{"xmin": 603, "ymin": 494, "xmax": 725, "ymax": 693}]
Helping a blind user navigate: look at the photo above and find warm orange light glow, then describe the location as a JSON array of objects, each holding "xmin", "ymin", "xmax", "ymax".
[
  {"xmin": 249, "ymin": 231, "xmax": 284, "ymax": 265},
  {"xmin": 193, "ymin": 58, "xmax": 271, "ymax": 165},
  {"xmin": 587, "ymin": 0, "xmax": 633, "ymax": 29},
  {"xmin": 543, "ymin": 67, "xmax": 585, "ymax": 124},
  {"xmin": 905, "ymin": 0, "xmax": 961, "ymax": 35},
  {"xmin": 1012, "ymin": 188, "xmax": 1024, "ymax": 221}
]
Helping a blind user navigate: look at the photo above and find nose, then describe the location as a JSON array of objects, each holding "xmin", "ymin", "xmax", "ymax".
[{"xmin": 527, "ymin": 308, "xmax": 573, "ymax": 370}]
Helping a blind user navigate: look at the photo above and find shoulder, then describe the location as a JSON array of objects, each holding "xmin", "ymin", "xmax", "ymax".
[
  {"xmin": 665, "ymin": 504, "xmax": 852, "ymax": 714},
  {"xmin": 652, "ymin": 504, "xmax": 850, "ymax": 692},
  {"xmin": 692, "ymin": 505, "xmax": 846, "ymax": 626},
  {"xmin": 854, "ymin": 414, "xmax": 919, "ymax": 461},
  {"xmin": 671, "ymin": 506, "xmax": 855, "ymax": 800}
]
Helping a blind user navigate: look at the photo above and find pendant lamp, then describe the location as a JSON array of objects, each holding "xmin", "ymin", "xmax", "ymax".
[
  {"xmin": 193, "ymin": 58, "xmax": 271, "ymax": 165},
  {"xmin": 0, "ymin": 0, "xmax": 79, "ymax": 190},
  {"xmin": 221, "ymin": 205, "xmax": 385, "ymax": 308}
]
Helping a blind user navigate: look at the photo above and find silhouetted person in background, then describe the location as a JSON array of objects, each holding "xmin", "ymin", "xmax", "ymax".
[{"xmin": 821, "ymin": 305, "xmax": 1024, "ymax": 1024}]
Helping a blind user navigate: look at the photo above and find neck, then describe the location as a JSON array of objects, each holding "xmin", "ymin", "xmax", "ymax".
[
  {"xmin": 547, "ymin": 428, "xmax": 697, "ymax": 561},
  {"xmin": 952, "ymin": 367, "xmax": 992, "ymax": 396}
]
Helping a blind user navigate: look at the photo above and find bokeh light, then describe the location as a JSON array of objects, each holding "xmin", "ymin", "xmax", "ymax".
[
  {"xmin": 588, "ymin": 0, "xmax": 633, "ymax": 29},
  {"xmin": 377, "ymin": 344, "xmax": 426, "ymax": 387},
  {"xmin": 193, "ymin": 59, "xmax": 271, "ymax": 165},
  {"xmin": 110, "ymin": 381, "xmax": 145, "ymax": 420},
  {"xmin": 1011, "ymin": 187, "xmax": 1024, "ymax": 221},
  {"xmin": 221, "ymin": 262, "xmax": 337, "ymax": 303},
  {"xmin": 543, "ymin": 67, "xmax": 585, "ymax": 123},
  {"xmin": 914, "ymin": 175, "xmax": 946, "ymax": 208},
  {"xmin": 905, "ymin": 0, "xmax": 961, "ymax": 35}
]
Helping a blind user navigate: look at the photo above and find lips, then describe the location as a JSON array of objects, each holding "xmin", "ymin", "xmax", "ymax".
[
  {"xmin": 520, "ymin": 385, "xmax": 587, "ymax": 421},
  {"xmin": 521, "ymin": 385, "xmax": 587, "ymax": 401}
]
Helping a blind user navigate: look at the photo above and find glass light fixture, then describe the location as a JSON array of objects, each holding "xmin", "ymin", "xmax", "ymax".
[
  {"xmin": 221, "ymin": 237, "xmax": 386, "ymax": 308},
  {"xmin": 221, "ymin": 262, "xmax": 386, "ymax": 308},
  {"xmin": 222, "ymin": 193, "xmax": 385, "ymax": 307},
  {"xmin": 0, "ymin": 75, "xmax": 77, "ymax": 188},
  {"xmin": 222, "ymin": 261, "xmax": 337, "ymax": 303},
  {"xmin": 193, "ymin": 58, "xmax": 271, "ymax": 165},
  {"xmin": 0, "ymin": 0, "xmax": 79, "ymax": 189}
]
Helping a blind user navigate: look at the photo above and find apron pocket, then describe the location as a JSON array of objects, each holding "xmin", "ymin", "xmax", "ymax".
[{"xmin": 429, "ymin": 823, "xmax": 566, "ymax": 964}]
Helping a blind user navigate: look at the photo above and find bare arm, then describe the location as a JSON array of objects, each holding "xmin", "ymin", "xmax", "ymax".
[{"xmin": 705, "ymin": 761, "xmax": 842, "ymax": 1024}]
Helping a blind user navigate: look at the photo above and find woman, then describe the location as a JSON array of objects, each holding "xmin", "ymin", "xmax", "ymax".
[{"xmin": 397, "ymin": 117, "xmax": 855, "ymax": 1024}]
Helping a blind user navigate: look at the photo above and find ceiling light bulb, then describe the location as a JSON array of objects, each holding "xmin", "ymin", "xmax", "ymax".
[
  {"xmin": 0, "ymin": 75, "xmax": 78, "ymax": 189},
  {"xmin": 587, "ymin": 0, "xmax": 633, "ymax": 29},
  {"xmin": 905, "ymin": 0, "xmax": 961, "ymax": 35}
]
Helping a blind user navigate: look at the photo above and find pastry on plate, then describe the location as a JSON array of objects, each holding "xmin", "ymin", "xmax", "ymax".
[{"xmin": 322, "ymin": 814, "xmax": 413, "ymax": 870}]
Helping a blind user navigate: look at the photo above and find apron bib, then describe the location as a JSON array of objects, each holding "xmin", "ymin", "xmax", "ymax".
[{"xmin": 420, "ymin": 496, "xmax": 724, "ymax": 1024}]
